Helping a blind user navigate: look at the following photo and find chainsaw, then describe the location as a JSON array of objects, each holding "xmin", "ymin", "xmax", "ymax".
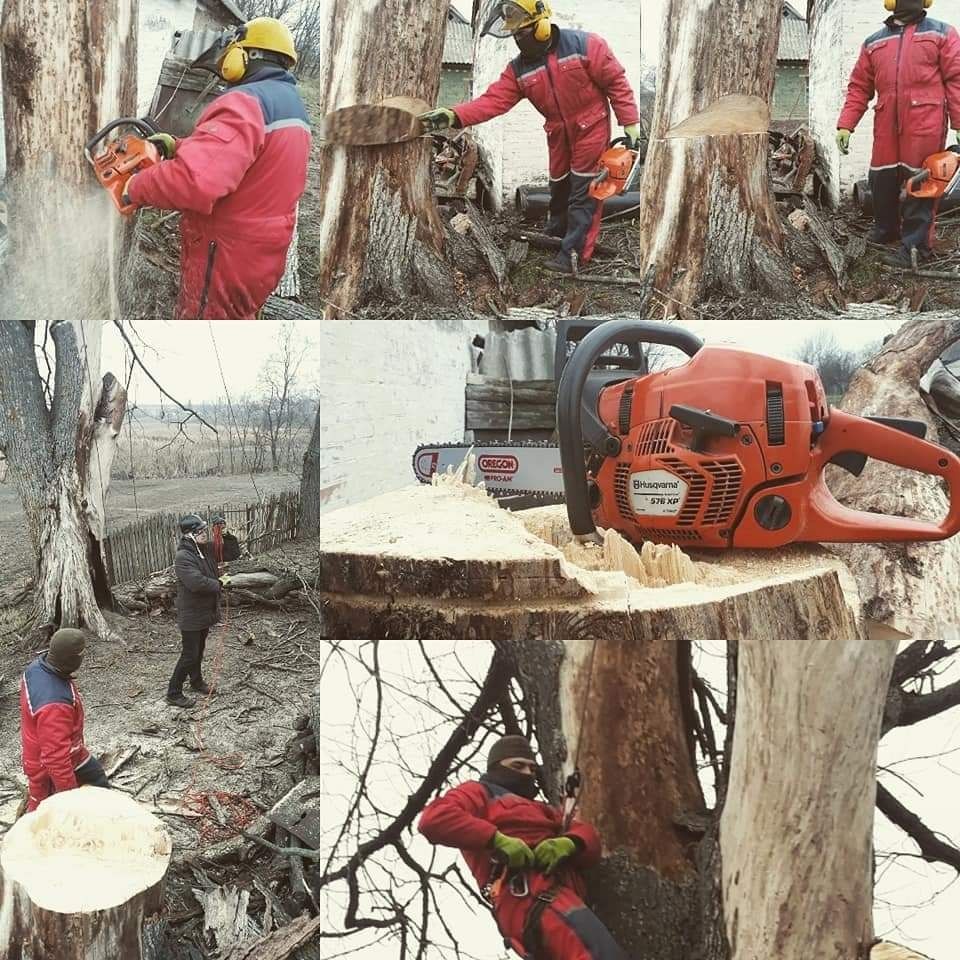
[
  {"xmin": 588, "ymin": 136, "xmax": 643, "ymax": 202},
  {"xmin": 414, "ymin": 321, "xmax": 960, "ymax": 549},
  {"xmin": 85, "ymin": 118, "xmax": 162, "ymax": 216},
  {"xmin": 903, "ymin": 145, "xmax": 960, "ymax": 201}
]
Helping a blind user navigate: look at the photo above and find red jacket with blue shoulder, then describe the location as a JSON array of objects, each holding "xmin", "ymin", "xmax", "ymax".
[
  {"xmin": 19, "ymin": 655, "xmax": 90, "ymax": 791},
  {"xmin": 453, "ymin": 29, "xmax": 639, "ymax": 138},
  {"xmin": 128, "ymin": 66, "xmax": 310, "ymax": 319}
]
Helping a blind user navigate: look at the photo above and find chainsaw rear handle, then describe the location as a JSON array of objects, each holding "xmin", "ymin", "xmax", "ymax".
[
  {"xmin": 804, "ymin": 408, "xmax": 960, "ymax": 542},
  {"xmin": 557, "ymin": 320, "xmax": 704, "ymax": 541},
  {"xmin": 84, "ymin": 117, "xmax": 160, "ymax": 161}
]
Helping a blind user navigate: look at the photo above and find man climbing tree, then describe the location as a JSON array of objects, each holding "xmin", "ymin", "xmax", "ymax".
[
  {"xmin": 421, "ymin": 0, "xmax": 641, "ymax": 275},
  {"xmin": 419, "ymin": 734, "xmax": 627, "ymax": 960}
]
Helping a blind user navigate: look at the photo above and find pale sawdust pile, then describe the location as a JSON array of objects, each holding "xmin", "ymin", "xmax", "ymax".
[{"xmin": 0, "ymin": 786, "xmax": 171, "ymax": 913}]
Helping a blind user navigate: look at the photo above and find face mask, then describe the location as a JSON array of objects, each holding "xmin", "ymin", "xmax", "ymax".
[
  {"xmin": 486, "ymin": 764, "xmax": 540, "ymax": 800},
  {"xmin": 893, "ymin": 0, "xmax": 925, "ymax": 20},
  {"xmin": 514, "ymin": 27, "xmax": 550, "ymax": 61}
]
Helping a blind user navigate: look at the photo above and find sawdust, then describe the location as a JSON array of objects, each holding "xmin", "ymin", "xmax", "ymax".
[{"xmin": 0, "ymin": 786, "xmax": 171, "ymax": 913}]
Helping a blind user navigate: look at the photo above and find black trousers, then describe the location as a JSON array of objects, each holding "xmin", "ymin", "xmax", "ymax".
[
  {"xmin": 869, "ymin": 166, "xmax": 938, "ymax": 252},
  {"xmin": 75, "ymin": 756, "xmax": 110, "ymax": 788},
  {"xmin": 167, "ymin": 627, "xmax": 209, "ymax": 696}
]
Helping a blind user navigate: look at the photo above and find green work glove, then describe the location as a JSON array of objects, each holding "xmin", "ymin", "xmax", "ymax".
[
  {"xmin": 836, "ymin": 129, "xmax": 852, "ymax": 155},
  {"xmin": 533, "ymin": 836, "xmax": 577, "ymax": 875},
  {"xmin": 623, "ymin": 123, "xmax": 642, "ymax": 149},
  {"xmin": 147, "ymin": 132, "xmax": 178, "ymax": 160},
  {"xmin": 419, "ymin": 108, "xmax": 456, "ymax": 133},
  {"xmin": 219, "ymin": 575, "xmax": 233, "ymax": 589},
  {"xmin": 491, "ymin": 832, "xmax": 535, "ymax": 870}
]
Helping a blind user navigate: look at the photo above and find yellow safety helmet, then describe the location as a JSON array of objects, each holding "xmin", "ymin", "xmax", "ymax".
[
  {"xmin": 481, "ymin": 0, "xmax": 553, "ymax": 43},
  {"xmin": 197, "ymin": 17, "xmax": 298, "ymax": 84},
  {"xmin": 884, "ymin": 0, "xmax": 933, "ymax": 9}
]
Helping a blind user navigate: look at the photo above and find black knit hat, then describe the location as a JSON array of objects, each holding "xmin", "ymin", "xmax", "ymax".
[
  {"xmin": 487, "ymin": 735, "xmax": 537, "ymax": 771},
  {"xmin": 47, "ymin": 628, "xmax": 87, "ymax": 676}
]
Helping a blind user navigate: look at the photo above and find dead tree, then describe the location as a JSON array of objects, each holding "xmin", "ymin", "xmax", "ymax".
[
  {"xmin": 310, "ymin": 0, "xmax": 453, "ymax": 316},
  {"xmin": 635, "ymin": 0, "xmax": 792, "ymax": 307},
  {"xmin": 0, "ymin": 0, "xmax": 137, "ymax": 635}
]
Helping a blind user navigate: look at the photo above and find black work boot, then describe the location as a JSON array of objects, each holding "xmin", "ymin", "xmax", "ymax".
[
  {"xmin": 543, "ymin": 251, "xmax": 575, "ymax": 275},
  {"xmin": 867, "ymin": 225, "xmax": 899, "ymax": 245},
  {"xmin": 166, "ymin": 692, "xmax": 196, "ymax": 708},
  {"xmin": 190, "ymin": 680, "xmax": 212, "ymax": 695},
  {"xmin": 882, "ymin": 246, "xmax": 927, "ymax": 269}
]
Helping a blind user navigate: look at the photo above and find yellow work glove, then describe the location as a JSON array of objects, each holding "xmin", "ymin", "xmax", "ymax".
[
  {"xmin": 147, "ymin": 132, "xmax": 178, "ymax": 160},
  {"xmin": 623, "ymin": 124, "xmax": 642, "ymax": 149},
  {"xmin": 419, "ymin": 108, "xmax": 456, "ymax": 133},
  {"xmin": 836, "ymin": 129, "xmax": 852, "ymax": 155},
  {"xmin": 490, "ymin": 831, "xmax": 535, "ymax": 870}
]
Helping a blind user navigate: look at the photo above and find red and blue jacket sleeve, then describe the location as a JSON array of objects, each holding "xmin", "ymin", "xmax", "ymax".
[
  {"xmin": 129, "ymin": 91, "xmax": 266, "ymax": 215},
  {"xmin": 453, "ymin": 64, "xmax": 524, "ymax": 128},
  {"xmin": 418, "ymin": 781, "xmax": 498, "ymax": 851},
  {"xmin": 941, "ymin": 26, "xmax": 960, "ymax": 130},
  {"xmin": 565, "ymin": 816, "xmax": 602, "ymax": 869},
  {"xmin": 838, "ymin": 44, "xmax": 876, "ymax": 132},
  {"xmin": 584, "ymin": 34, "xmax": 640, "ymax": 127},
  {"xmin": 35, "ymin": 705, "xmax": 79, "ymax": 792}
]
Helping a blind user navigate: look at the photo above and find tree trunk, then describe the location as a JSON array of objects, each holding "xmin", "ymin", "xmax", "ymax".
[
  {"xmin": 0, "ymin": 0, "xmax": 136, "ymax": 635},
  {"xmin": 636, "ymin": 0, "xmax": 791, "ymax": 307},
  {"xmin": 306, "ymin": 482, "xmax": 884, "ymax": 959},
  {"xmin": 0, "ymin": 787, "xmax": 171, "ymax": 959},
  {"xmin": 310, "ymin": 0, "xmax": 453, "ymax": 316}
]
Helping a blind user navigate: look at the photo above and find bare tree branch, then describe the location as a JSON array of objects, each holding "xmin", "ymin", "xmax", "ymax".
[
  {"xmin": 887, "ymin": 679, "xmax": 960, "ymax": 732},
  {"xmin": 877, "ymin": 782, "xmax": 960, "ymax": 873}
]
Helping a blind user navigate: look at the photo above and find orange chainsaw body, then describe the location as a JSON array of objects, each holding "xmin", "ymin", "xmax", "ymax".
[
  {"xmin": 589, "ymin": 347, "xmax": 960, "ymax": 548},
  {"xmin": 85, "ymin": 119, "xmax": 162, "ymax": 216},
  {"xmin": 904, "ymin": 148, "xmax": 960, "ymax": 200},
  {"xmin": 589, "ymin": 145, "xmax": 637, "ymax": 202}
]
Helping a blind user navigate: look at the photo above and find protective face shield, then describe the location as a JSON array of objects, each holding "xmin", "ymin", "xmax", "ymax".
[
  {"xmin": 481, "ymin": 1, "xmax": 552, "ymax": 42},
  {"xmin": 191, "ymin": 27, "xmax": 243, "ymax": 77}
]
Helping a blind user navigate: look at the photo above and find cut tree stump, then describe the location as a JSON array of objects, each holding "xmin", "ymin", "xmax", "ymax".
[
  {"xmin": 306, "ymin": 480, "xmax": 888, "ymax": 959},
  {"xmin": 0, "ymin": 787, "xmax": 171, "ymax": 959}
]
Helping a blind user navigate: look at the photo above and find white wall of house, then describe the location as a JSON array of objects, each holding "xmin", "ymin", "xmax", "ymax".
[
  {"xmin": 811, "ymin": 0, "xmax": 960, "ymax": 205},
  {"xmin": 468, "ymin": 1, "xmax": 645, "ymax": 203}
]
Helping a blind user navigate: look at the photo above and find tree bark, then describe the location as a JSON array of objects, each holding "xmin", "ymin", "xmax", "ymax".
[
  {"xmin": 636, "ymin": 0, "xmax": 792, "ymax": 307},
  {"xmin": 0, "ymin": 787, "xmax": 171, "ymax": 959},
  {"xmin": 306, "ymin": 483, "xmax": 884, "ymax": 959},
  {"xmin": 0, "ymin": 0, "xmax": 136, "ymax": 635},
  {"xmin": 309, "ymin": 0, "xmax": 453, "ymax": 316}
]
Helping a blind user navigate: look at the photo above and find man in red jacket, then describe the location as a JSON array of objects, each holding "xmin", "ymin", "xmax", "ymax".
[
  {"xmin": 124, "ymin": 17, "xmax": 311, "ymax": 320},
  {"xmin": 20, "ymin": 629, "xmax": 109, "ymax": 812},
  {"xmin": 837, "ymin": 0, "xmax": 960, "ymax": 266},
  {"xmin": 419, "ymin": 735, "xmax": 626, "ymax": 960},
  {"xmin": 420, "ymin": 2, "xmax": 640, "ymax": 276}
]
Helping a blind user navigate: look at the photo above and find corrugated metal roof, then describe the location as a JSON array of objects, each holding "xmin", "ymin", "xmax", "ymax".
[
  {"xmin": 169, "ymin": 27, "xmax": 225, "ymax": 63},
  {"xmin": 202, "ymin": 0, "xmax": 245, "ymax": 25},
  {"xmin": 778, "ymin": 14, "xmax": 809, "ymax": 62},
  {"xmin": 479, "ymin": 326, "xmax": 556, "ymax": 380},
  {"xmin": 444, "ymin": 9, "xmax": 473, "ymax": 67}
]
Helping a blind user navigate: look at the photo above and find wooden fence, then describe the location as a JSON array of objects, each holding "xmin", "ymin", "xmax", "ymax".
[{"xmin": 103, "ymin": 490, "xmax": 300, "ymax": 586}]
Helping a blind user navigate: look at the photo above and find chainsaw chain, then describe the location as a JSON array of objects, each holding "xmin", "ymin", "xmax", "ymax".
[{"xmin": 413, "ymin": 440, "xmax": 563, "ymax": 504}]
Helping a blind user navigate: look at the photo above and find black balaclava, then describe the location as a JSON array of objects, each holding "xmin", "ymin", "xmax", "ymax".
[
  {"xmin": 514, "ymin": 25, "xmax": 552, "ymax": 61},
  {"xmin": 484, "ymin": 735, "xmax": 540, "ymax": 800},
  {"xmin": 46, "ymin": 628, "xmax": 87, "ymax": 677},
  {"xmin": 893, "ymin": 0, "xmax": 926, "ymax": 22}
]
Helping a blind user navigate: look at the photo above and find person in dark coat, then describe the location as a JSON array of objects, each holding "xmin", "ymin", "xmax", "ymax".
[
  {"xmin": 208, "ymin": 514, "xmax": 243, "ymax": 564},
  {"xmin": 167, "ymin": 515, "xmax": 232, "ymax": 708},
  {"xmin": 419, "ymin": 735, "xmax": 627, "ymax": 960}
]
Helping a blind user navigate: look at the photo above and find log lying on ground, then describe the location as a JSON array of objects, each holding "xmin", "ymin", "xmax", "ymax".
[
  {"xmin": 0, "ymin": 787, "xmax": 171, "ymax": 959},
  {"xmin": 128, "ymin": 565, "xmax": 303, "ymax": 610},
  {"xmin": 871, "ymin": 944, "xmax": 933, "ymax": 960},
  {"xmin": 307, "ymin": 481, "xmax": 886, "ymax": 959}
]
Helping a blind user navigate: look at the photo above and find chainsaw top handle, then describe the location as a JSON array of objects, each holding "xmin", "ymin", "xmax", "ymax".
[
  {"xmin": 557, "ymin": 319, "xmax": 704, "ymax": 542},
  {"xmin": 84, "ymin": 117, "xmax": 160, "ymax": 161}
]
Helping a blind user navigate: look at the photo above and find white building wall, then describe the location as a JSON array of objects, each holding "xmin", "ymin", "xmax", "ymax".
[
  {"xmin": 468, "ymin": 0, "xmax": 645, "ymax": 203},
  {"xmin": 305, "ymin": 312, "xmax": 487, "ymax": 516},
  {"xmin": 138, "ymin": 0, "xmax": 199, "ymax": 115},
  {"xmin": 812, "ymin": 0, "xmax": 960, "ymax": 205}
]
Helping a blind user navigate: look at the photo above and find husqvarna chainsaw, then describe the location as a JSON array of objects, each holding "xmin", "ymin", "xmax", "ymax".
[
  {"xmin": 85, "ymin": 118, "xmax": 162, "ymax": 216},
  {"xmin": 414, "ymin": 321, "xmax": 960, "ymax": 549}
]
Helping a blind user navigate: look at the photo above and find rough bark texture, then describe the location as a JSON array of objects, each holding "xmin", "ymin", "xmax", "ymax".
[
  {"xmin": 305, "ymin": 484, "xmax": 878, "ymax": 959},
  {"xmin": 828, "ymin": 315, "xmax": 960, "ymax": 637},
  {"xmin": 310, "ymin": 0, "xmax": 452, "ymax": 316},
  {"xmin": 0, "ymin": 0, "xmax": 136, "ymax": 635},
  {"xmin": 636, "ymin": 0, "xmax": 791, "ymax": 306}
]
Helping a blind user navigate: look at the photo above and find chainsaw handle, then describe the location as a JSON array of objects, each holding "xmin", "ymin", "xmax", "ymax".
[
  {"xmin": 557, "ymin": 320, "xmax": 704, "ymax": 540},
  {"xmin": 84, "ymin": 117, "xmax": 160, "ymax": 160},
  {"xmin": 807, "ymin": 408, "xmax": 960, "ymax": 542}
]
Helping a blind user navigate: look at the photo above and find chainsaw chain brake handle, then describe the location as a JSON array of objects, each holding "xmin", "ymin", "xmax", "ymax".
[
  {"xmin": 83, "ymin": 117, "xmax": 160, "ymax": 162},
  {"xmin": 782, "ymin": 408, "xmax": 960, "ymax": 544},
  {"xmin": 556, "ymin": 320, "xmax": 704, "ymax": 542}
]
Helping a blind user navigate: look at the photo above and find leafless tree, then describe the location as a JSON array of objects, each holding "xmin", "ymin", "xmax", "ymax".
[
  {"xmin": 796, "ymin": 330, "xmax": 881, "ymax": 398},
  {"xmin": 258, "ymin": 322, "xmax": 310, "ymax": 473}
]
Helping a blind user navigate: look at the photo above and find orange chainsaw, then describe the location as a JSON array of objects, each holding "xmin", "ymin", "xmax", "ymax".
[
  {"xmin": 84, "ymin": 118, "xmax": 162, "ymax": 216},
  {"xmin": 589, "ymin": 137, "xmax": 643, "ymax": 202},
  {"xmin": 556, "ymin": 320, "xmax": 960, "ymax": 549},
  {"xmin": 903, "ymin": 145, "xmax": 960, "ymax": 201}
]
